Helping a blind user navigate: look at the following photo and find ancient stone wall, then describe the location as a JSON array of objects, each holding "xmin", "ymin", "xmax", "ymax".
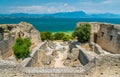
[
  {"xmin": 84, "ymin": 54, "xmax": 120, "ymax": 77},
  {"xmin": 0, "ymin": 54, "xmax": 120, "ymax": 77},
  {"xmin": 21, "ymin": 42, "xmax": 46, "ymax": 67},
  {"xmin": 96, "ymin": 24, "xmax": 120, "ymax": 53},
  {"xmin": 0, "ymin": 29, "xmax": 15, "ymax": 59},
  {"xmin": 77, "ymin": 22, "xmax": 100, "ymax": 42},
  {"xmin": 0, "ymin": 22, "xmax": 41, "ymax": 59},
  {"xmin": 77, "ymin": 22, "xmax": 120, "ymax": 54},
  {"xmin": 76, "ymin": 44, "xmax": 96, "ymax": 65}
]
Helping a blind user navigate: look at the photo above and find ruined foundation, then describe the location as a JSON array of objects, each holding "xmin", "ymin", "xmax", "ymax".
[{"xmin": 0, "ymin": 22, "xmax": 120, "ymax": 77}]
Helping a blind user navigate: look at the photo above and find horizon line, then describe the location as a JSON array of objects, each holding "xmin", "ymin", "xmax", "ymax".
[{"xmin": 0, "ymin": 11, "xmax": 119, "ymax": 15}]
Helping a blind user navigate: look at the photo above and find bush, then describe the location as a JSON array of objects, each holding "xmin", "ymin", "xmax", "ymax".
[
  {"xmin": 53, "ymin": 32, "xmax": 65, "ymax": 40},
  {"xmin": 41, "ymin": 31, "xmax": 53, "ymax": 41},
  {"xmin": 12, "ymin": 38, "xmax": 31, "ymax": 59},
  {"xmin": 62, "ymin": 35, "xmax": 73, "ymax": 41},
  {"xmin": 40, "ymin": 31, "xmax": 74, "ymax": 41},
  {"xmin": 73, "ymin": 24, "xmax": 91, "ymax": 43}
]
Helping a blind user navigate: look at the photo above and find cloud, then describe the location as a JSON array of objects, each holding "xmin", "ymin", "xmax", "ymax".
[
  {"xmin": 0, "ymin": 0, "xmax": 120, "ymax": 14},
  {"xmin": 74, "ymin": 0, "xmax": 120, "ymax": 14},
  {"xmin": 5, "ymin": 2, "xmax": 76, "ymax": 14}
]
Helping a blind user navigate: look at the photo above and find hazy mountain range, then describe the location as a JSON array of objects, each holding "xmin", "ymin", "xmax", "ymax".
[{"xmin": 0, "ymin": 11, "xmax": 120, "ymax": 18}]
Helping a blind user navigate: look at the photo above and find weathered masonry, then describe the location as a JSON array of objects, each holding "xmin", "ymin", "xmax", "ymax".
[
  {"xmin": 77, "ymin": 22, "xmax": 120, "ymax": 54},
  {"xmin": 0, "ymin": 22, "xmax": 41, "ymax": 59}
]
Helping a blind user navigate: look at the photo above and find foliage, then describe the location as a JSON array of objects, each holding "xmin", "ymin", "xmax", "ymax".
[
  {"xmin": 62, "ymin": 35, "xmax": 73, "ymax": 41},
  {"xmin": 40, "ymin": 31, "xmax": 74, "ymax": 41},
  {"xmin": 40, "ymin": 31, "xmax": 53, "ymax": 41},
  {"xmin": 53, "ymin": 32, "xmax": 65, "ymax": 40},
  {"xmin": 12, "ymin": 38, "xmax": 31, "ymax": 59},
  {"xmin": 73, "ymin": 24, "xmax": 91, "ymax": 43}
]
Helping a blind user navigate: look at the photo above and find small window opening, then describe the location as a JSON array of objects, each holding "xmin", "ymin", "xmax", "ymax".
[
  {"xmin": 110, "ymin": 35, "xmax": 113, "ymax": 40},
  {"xmin": 101, "ymin": 32, "xmax": 104, "ymax": 37}
]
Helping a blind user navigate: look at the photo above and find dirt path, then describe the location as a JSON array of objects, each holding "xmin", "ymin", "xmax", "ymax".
[{"xmin": 54, "ymin": 43, "xmax": 68, "ymax": 68}]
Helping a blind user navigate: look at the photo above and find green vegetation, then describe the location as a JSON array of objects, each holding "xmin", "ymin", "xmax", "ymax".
[
  {"xmin": 62, "ymin": 35, "xmax": 73, "ymax": 41},
  {"xmin": 73, "ymin": 24, "xmax": 91, "ymax": 43},
  {"xmin": 40, "ymin": 31, "xmax": 73, "ymax": 41},
  {"xmin": 41, "ymin": 31, "xmax": 53, "ymax": 41},
  {"xmin": 53, "ymin": 32, "xmax": 65, "ymax": 40},
  {"xmin": 12, "ymin": 38, "xmax": 31, "ymax": 59}
]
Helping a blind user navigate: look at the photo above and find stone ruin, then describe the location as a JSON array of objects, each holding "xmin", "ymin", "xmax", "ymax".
[
  {"xmin": 0, "ymin": 22, "xmax": 41, "ymax": 59},
  {"xmin": 33, "ymin": 41, "xmax": 80, "ymax": 68},
  {"xmin": 77, "ymin": 22, "xmax": 120, "ymax": 54},
  {"xmin": 0, "ymin": 22, "xmax": 120, "ymax": 77}
]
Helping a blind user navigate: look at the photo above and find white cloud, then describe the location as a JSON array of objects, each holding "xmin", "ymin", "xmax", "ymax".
[
  {"xmin": 0, "ymin": 1, "xmax": 120, "ymax": 14},
  {"xmin": 102, "ymin": 0, "xmax": 120, "ymax": 4},
  {"xmin": 63, "ymin": 3, "xmax": 68, "ymax": 6},
  {"xmin": 7, "ymin": 2, "xmax": 76, "ymax": 14},
  {"xmin": 74, "ymin": 0, "xmax": 120, "ymax": 14}
]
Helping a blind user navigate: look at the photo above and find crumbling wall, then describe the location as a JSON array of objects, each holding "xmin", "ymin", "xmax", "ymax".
[
  {"xmin": 78, "ymin": 49, "xmax": 89, "ymax": 65},
  {"xmin": 0, "ymin": 22, "xmax": 41, "ymax": 59},
  {"xmin": 77, "ymin": 22, "xmax": 100, "ymax": 43},
  {"xmin": 96, "ymin": 24, "xmax": 120, "ymax": 53},
  {"xmin": 84, "ymin": 54, "xmax": 120, "ymax": 77},
  {"xmin": 21, "ymin": 42, "xmax": 46, "ymax": 67},
  {"xmin": 0, "ymin": 54, "xmax": 120, "ymax": 77},
  {"xmin": 77, "ymin": 22, "xmax": 120, "ymax": 54},
  {"xmin": 0, "ymin": 27, "xmax": 15, "ymax": 59}
]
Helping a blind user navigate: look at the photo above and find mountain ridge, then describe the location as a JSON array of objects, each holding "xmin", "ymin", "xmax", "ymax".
[{"xmin": 0, "ymin": 11, "xmax": 120, "ymax": 18}]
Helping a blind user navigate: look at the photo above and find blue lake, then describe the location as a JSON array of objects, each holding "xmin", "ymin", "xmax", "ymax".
[{"xmin": 0, "ymin": 18, "xmax": 120, "ymax": 32}]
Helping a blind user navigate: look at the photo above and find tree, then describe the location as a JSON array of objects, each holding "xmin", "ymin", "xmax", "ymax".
[
  {"xmin": 53, "ymin": 32, "xmax": 65, "ymax": 40},
  {"xmin": 40, "ymin": 31, "xmax": 52, "ymax": 41},
  {"xmin": 73, "ymin": 24, "xmax": 91, "ymax": 43},
  {"xmin": 12, "ymin": 38, "xmax": 31, "ymax": 59}
]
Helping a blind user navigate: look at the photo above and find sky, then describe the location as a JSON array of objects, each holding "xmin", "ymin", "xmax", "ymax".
[{"xmin": 0, "ymin": 0, "xmax": 120, "ymax": 14}]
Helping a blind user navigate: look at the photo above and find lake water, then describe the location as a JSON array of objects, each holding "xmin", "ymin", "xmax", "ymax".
[{"xmin": 0, "ymin": 18, "xmax": 120, "ymax": 32}]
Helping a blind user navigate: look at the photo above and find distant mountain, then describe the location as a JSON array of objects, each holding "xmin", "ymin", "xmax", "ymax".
[
  {"xmin": 0, "ymin": 11, "xmax": 120, "ymax": 18},
  {"xmin": 90, "ymin": 13, "xmax": 120, "ymax": 18},
  {"xmin": 51, "ymin": 11, "xmax": 88, "ymax": 18},
  {"xmin": 0, "ymin": 13, "xmax": 44, "ymax": 18}
]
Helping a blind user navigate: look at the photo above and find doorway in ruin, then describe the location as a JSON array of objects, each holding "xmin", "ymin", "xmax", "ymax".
[
  {"xmin": 94, "ymin": 33, "xmax": 98, "ymax": 43},
  {"xmin": 0, "ymin": 28, "xmax": 4, "ymax": 33},
  {"xmin": 0, "ymin": 28, "xmax": 4, "ymax": 41}
]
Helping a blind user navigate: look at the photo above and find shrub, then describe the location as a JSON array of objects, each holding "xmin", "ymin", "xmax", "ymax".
[
  {"xmin": 62, "ymin": 35, "xmax": 73, "ymax": 41},
  {"xmin": 53, "ymin": 32, "xmax": 65, "ymax": 40},
  {"xmin": 73, "ymin": 24, "xmax": 91, "ymax": 43},
  {"xmin": 12, "ymin": 38, "xmax": 31, "ymax": 59},
  {"xmin": 40, "ymin": 31, "xmax": 52, "ymax": 41},
  {"xmin": 40, "ymin": 31, "xmax": 74, "ymax": 41}
]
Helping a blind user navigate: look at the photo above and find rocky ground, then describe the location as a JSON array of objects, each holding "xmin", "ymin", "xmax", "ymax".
[{"xmin": 33, "ymin": 41, "xmax": 82, "ymax": 68}]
